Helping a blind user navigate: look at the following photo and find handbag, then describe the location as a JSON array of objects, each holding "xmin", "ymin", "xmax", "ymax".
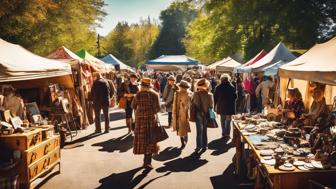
[
  {"xmin": 149, "ymin": 114, "xmax": 168, "ymax": 144},
  {"xmin": 118, "ymin": 97, "xmax": 126, "ymax": 109},
  {"xmin": 147, "ymin": 91, "xmax": 168, "ymax": 143},
  {"xmin": 207, "ymin": 108, "xmax": 219, "ymax": 128}
]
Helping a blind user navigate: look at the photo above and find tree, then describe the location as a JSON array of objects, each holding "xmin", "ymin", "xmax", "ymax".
[
  {"xmin": 103, "ymin": 18, "xmax": 160, "ymax": 67},
  {"xmin": 149, "ymin": 1, "xmax": 197, "ymax": 59},
  {"xmin": 185, "ymin": 0, "xmax": 336, "ymax": 63},
  {"xmin": 104, "ymin": 22, "xmax": 133, "ymax": 66},
  {"xmin": 0, "ymin": 0, "xmax": 106, "ymax": 55}
]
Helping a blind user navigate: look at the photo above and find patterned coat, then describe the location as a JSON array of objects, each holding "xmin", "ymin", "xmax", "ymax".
[
  {"xmin": 132, "ymin": 89, "xmax": 160, "ymax": 154},
  {"xmin": 172, "ymin": 88, "xmax": 191, "ymax": 137}
]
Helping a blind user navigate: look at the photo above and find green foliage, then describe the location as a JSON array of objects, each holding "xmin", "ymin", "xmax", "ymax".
[
  {"xmin": 185, "ymin": 0, "xmax": 336, "ymax": 63},
  {"xmin": 0, "ymin": 0, "xmax": 106, "ymax": 56},
  {"xmin": 103, "ymin": 19, "xmax": 160, "ymax": 67},
  {"xmin": 149, "ymin": 1, "xmax": 197, "ymax": 59}
]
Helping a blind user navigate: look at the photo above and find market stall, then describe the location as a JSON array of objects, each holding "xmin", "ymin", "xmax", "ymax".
[
  {"xmin": 279, "ymin": 37, "xmax": 336, "ymax": 107},
  {"xmin": 100, "ymin": 54, "xmax": 133, "ymax": 71},
  {"xmin": 145, "ymin": 55, "xmax": 199, "ymax": 71},
  {"xmin": 0, "ymin": 39, "xmax": 67, "ymax": 188},
  {"xmin": 232, "ymin": 116, "xmax": 336, "ymax": 189},
  {"xmin": 76, "ymin": 49, "xmax": 110, "ymax": 73},
  {"xmin": 47, "ymin": 46, "xmax": 93, "ymax": 128},
  {"xmin": 239, "ymin": 43, "xmax": 296, "ymax": 73},
  {"xmin": 234, "ymin": 49, "xmax": 267, "ymax": 73},
  {"xmin": 207, "ymin": 56, "xmax": 242, "ymax": 73},
  {"xmin": 232, "ymin": 37, "xmax": 336, "ymax": 189}
]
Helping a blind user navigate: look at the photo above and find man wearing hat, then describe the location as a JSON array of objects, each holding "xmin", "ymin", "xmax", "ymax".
[{"xmin": 162, "ymin": 75, "xmax": 176, "ymax": 127}]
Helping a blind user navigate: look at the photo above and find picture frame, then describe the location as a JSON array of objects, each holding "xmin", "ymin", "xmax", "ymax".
[
  {"xmin": 10, "ymin": 116, "xmax": 23, "ymax": 129},
  {"xmin": 25, "ymin": 102, "xmax": 40, "ymax": 116}
]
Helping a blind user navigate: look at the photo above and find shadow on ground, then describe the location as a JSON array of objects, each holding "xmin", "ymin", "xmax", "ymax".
[
  {"xmin": 63, "ymin": 132, "xmax": 104, "ymax": 148},
  {"xmin": 109, "ymin": 111, "xmax": 125, "ymax": 122},
  {"xmin": 210, "ymin": 163, "xmax": 253, "ymax": 189},
  {"xmin": 153, "ymin": 147, "xmax": 181, "ymax": 162},
  {"xmin": 96, "ymin": 167, "xmax": 151, "ymax": 189},
  {"xmin": 208, "ymin": 137, "xmax": 234, "ymax": 156},
  {"xmin": 92, "ymin": 133, "xmax": 134, "ymax": 153},
  {"xmin": 156, "ymin": 152, "xmax": 208, "ymax": 173}
]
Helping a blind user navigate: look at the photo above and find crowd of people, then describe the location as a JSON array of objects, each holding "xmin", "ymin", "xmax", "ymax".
[{"xmin": 88, "ymin": 69, "xmax": 329, "ymax": 170}]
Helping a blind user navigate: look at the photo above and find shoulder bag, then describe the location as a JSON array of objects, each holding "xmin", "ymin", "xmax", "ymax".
[
  {"xmin": 118, "ymin": 82, "xmax": 130, "ymax": 109},
  {"xmin": 147, "ymin": 92, "xmax": 168, "ymax": 143}
]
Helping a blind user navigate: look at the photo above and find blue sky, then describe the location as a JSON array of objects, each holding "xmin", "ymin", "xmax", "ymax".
[{"xmin": 96, "ymin": 0, "xmax": 173, "ymax": 36}]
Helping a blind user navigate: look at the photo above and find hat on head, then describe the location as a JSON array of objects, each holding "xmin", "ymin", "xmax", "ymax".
[
  {"xmin": 141, "ymin": 77, "xmax": 151, "ymax": 87},
  {"xmin": 197, "ymin": 78, "xmax": 208, "ymax": 86},
  {"xmin": 178, "ymin": 80, "xmax": 190, "ymax": 89},
  {"xmin": 168, "ymin": 75, "xmax": 176, "ymax": 81},
  {"xmin": 130, "ymin": 72, "xmax": 138, "ymax": 79}
]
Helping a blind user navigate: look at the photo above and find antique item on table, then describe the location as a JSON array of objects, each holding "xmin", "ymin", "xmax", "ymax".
[
  {"xmin": 293, "ymin": 160, "xmax": 305, "ymax": 166},
  {"xmin": 260, "ymin": 149, "xmax": 274, "ymax": 156},
  {"xmin": 305, "ymin": 153, "xmax": 315, "ymax": 163},
  {"xmin": 25, "ymin": 102, "xmax": 40, "ymax": 116},
  {"xmin": 278, "ymin": 162, "xmax": 295, "ymax": 171},
  {"xmin": 10, "ymin": 116, "xmax": 23, "ymax": 129},
  {"xmin": 311, "ymin": 160, "xmax": 324, "ymax": 169},
  {"xmin": 0, "ymin": 110, "xmax": 13, "ymax": 122}
]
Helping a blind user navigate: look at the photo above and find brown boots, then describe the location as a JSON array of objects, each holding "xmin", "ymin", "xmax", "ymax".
[{"xmin": 143, "ymin": 154, "xmax": 153, "ymax": 169}]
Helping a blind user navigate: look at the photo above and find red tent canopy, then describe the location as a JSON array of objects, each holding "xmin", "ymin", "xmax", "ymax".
[{"xmin": 245, "ymin": 50, "xmax": 267, "ymax": 67}]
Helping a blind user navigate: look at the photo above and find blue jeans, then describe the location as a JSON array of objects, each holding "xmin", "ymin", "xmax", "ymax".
[
  {"xmin": 195, "ymin": 112, "xmax": 208, "ymax": 149},
  {"xmin": 220, "ymin": 115, "xmax": 232, "ymax": 137}
]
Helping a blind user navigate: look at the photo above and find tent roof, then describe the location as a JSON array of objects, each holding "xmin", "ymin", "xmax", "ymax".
[
  {"xmin": 279, "ymin": 37, "xmax": 336, "ymax": 85},
  {"xmin": 208, "ymin": 57, "xmax": 231, "ymax": 69},
  {"xmin": 262, "ymin": 60, "xmax": 289, "ymax": 76},
  {"xmin": 0, "ymin": 38, "xmax": 72, "ymax": 84},
  {"xmin": 76, "ymin": 50, "xmax": 108, "ymax": 72},
  {"xmin": 147, "ymin": 55, "xmax": 199, "ymax": 65},
  {"xmin": 240, "ymin": 43, "xmax": 296, "ymax": 73},
  {"xmin": 100, "ymin": 54, "xmax": 132, "ymax": 70},
  {"xmin": 210, "ymin": 56, "xmax": 242, "ymax": 72},
  {"xmin": 234, "ymin": 50, "xmax": 267, "ymax": 73},
  {"xmin": 47, "ymin": 46, "xmax": 82, "ymax": 61}
]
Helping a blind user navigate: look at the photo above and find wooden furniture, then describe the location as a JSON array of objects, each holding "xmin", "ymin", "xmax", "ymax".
[
  {"xmin": 0, "ymin": 127, "xmax": 61, "ymax": 189},
  {"xmin": 232, "ymin": 121, "xmax": 336, "ymax": 189}
]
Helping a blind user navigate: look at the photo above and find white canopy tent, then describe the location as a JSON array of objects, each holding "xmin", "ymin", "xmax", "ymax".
[
  {"xmin": 279, "ymin": 37, "xmax": 336, "ymax": 107},
  {"xmin": 213, "ymin": 57, "xmax": 242, "ymax": 72},
  {"xmin": 240, "ymin": 42, "xmax": 296, "ymax": 73},
  {"xmin": 146, "ymin": 55, "xmax": 199, "ymax": 71},
  {"xmin": 0, "ymin": 39, "xmax": 73, "ymax": 88}
]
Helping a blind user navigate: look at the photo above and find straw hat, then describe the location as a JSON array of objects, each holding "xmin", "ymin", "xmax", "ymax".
[
  {"xmin": 141, "ymin": 77, "xmax": 152, "ymax": 87},
  {"xmin": 178, "ymin": 80, "xmax": 190, "ymax": 89}
]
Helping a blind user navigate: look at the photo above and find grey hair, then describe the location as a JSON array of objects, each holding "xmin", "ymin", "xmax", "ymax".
[{"xmin": 220, "ymin": 73, "xmax": 231, "ymax": 82}]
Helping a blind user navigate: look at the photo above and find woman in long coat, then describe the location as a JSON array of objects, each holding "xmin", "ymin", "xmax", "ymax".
[
  {"xmin": 132, "ymin": 77, "xmax": 160, "ymax": 169},
  {"xmin": 172, "ymin": 80, "xmax": 191, "ymax": 149}
]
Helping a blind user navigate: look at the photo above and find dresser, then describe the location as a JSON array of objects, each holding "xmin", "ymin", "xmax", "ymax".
[{"xmin": 0, "ymin": 127, "xmax": 61, "ymax": 189}]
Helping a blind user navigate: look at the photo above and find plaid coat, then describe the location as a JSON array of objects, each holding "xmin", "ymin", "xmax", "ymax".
[{"xmin": 132, "ymin": 89, "xmax": 160, "ymax": 154}]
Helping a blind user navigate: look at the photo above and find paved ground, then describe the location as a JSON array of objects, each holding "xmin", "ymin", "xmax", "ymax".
[{"xmin": 39, "ymin": 108, "xmax": 246, "ymax": 189}]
